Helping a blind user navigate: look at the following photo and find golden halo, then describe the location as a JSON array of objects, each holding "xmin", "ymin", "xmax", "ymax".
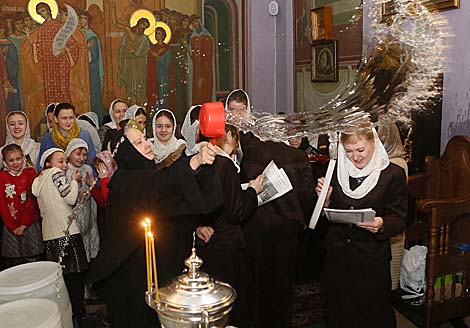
[
  {"xmin": 130, "ymin": 9, "xmax": 156, "ymax": 43},
  {"xmin": 28, "ymin": 0, "xmax": 59, "ymax": 24},
  {"xmin": 155, "ymin": 22, "xmax": 172, "ymax": 45}
]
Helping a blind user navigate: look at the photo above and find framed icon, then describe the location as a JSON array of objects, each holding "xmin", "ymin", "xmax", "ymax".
[{"xmin": 311, "ymin": 40, "xmax": 338, "ymax": 82}]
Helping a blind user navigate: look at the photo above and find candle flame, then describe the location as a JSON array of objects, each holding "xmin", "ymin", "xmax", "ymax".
[
  {"xmin": 142, "ymin": 221, "xmax": 148, "ymax": 228},
  {"xmin": 145, "ymin": 218, "xmax": 151, "ymax": 224},
  {"xmin": 148, "ymin": 231, "xmax": 154, "ymax": 239}
]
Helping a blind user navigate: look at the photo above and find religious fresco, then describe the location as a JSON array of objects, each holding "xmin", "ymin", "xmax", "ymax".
[{"xmin": 0, "ymin": 0, "xmax": 242, "ymax": 139}]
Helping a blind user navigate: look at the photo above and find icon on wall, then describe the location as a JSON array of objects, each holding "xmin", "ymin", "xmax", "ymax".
[{"xmin": 311, "ymin": 39, "xmax": 338, "ymax": 82}]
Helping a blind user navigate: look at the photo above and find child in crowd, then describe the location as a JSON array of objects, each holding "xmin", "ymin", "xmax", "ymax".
[
  {"xmin": 65, "ymin": 138, "xmax": 100, "ymax": 263},
  {"xmin": 32, "ymin": 148, "xmax": 88, "ymax": 324},
  {"xmin": 0, "ymin": 144, "xmax": 44, "ymax": 268}
]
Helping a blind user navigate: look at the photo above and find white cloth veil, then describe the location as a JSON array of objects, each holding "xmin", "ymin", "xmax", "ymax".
[
  {"xmin": 125, "ymin": 105, "xmax": 147, "ymax": 135},
  {"xmin": 225, "ymin": 89, "xmax": 251, "ymax": 114},
  {"xmin": 5, "ymin": 111, "xmax": 37, "ymax": 157},
  {"xmin": 105, "ymin": 99, "xmax": 126, "ymax": 129},
  {"xmin": 337, "ymin": 128, "xmax": 390, "ymax": 199},
  {"xmin": 151, "ymin": 109, "xmax": 186, "ymax": 164}
]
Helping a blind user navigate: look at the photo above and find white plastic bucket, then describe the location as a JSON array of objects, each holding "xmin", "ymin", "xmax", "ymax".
[
  {"xmin": 0, "ymin": 298, "xmax": 62, "ymax": 328},
  {"xmin": 0, "ymin": 261, "xmax": 73, "ymax": 328}
]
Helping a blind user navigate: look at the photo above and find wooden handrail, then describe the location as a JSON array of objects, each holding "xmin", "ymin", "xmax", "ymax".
[{"xmin": 417, "ymin": 196, "xmax": 470, "ymax": 212}]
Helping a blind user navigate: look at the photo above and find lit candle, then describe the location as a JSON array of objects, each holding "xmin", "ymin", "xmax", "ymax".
[
  {"xmin": 149, "ymin": 232, "xmax": 159, "ymax": 301},
  {"xmin": 145, "ymin": 218, "xmax": 151, "ymax": 230},
  {"xmin": 142, "ymin": 220, "xmax": 151, "ymax": 292},
  {"xmin": 145, "ymin": 218, "xmax": 152, "ymax": 290}
]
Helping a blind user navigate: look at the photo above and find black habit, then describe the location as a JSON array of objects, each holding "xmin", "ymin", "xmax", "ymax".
[
  {"xmin": 239, "ymin": 132, "xmax": 316, "ymax": 328},
  {"xmin": 197, "ymin": 155, "xmax": 258, "ymax": 328},
  {"xmin": 87, "ymin": 136, "xmax": 223, "ymax": 328},
  {"xmin": 325, "ymin": 163, "xmax": 407, "ymax": 328}
]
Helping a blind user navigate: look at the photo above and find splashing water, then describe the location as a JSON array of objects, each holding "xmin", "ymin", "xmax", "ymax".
[{"xmin": 226, "ymin": 0, "xmax": 449, "ymax": 141}]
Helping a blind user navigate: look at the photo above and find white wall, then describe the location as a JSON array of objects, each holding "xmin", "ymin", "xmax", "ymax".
[
  {"xmin": 440, "ymin": 1, "xmax": 470, "ymax": 152},
  {"xmin": 247, "ymin": 1, "xmax": 294, "ymax": 114}
]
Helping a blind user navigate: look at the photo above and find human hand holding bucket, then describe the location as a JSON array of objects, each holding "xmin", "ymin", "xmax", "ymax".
[{"xmin": 199, "ymin": 102, "xmax": 226, "ymax": 145}]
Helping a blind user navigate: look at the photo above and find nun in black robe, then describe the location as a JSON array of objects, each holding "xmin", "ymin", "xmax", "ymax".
[
  {"xmin": 239, "ymin": 131, "xmax": 316, "ymax": 328},
  {"xmin": 87, "ymin": 125, "xmax": 223, "ymax": 328},
  {"xmin": 196, "ymin": 153, "xmax": 259, "ymax": 328}
]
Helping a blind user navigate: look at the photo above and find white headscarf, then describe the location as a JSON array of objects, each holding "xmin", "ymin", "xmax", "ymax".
[
  {"xmin": 377, "ymin": 118, "xmax": 406, "ymax": 160},
  {"xmin": 124, "ymin": 105, "xmax": 143, "ymax": 120},
  {"xmin": 151, "ymin": 109, "xmax": 186, "ymax": 164},
  {"xmin": 78, "ymin": 112, "xmax": 99, "ymax": 129},
  {"xmin": 5, "ymin": 111, "xmax": 37, "ymax": 158},
  {"xmin": 225, "ymin": 89, "xmax": 251, "ymax": 114},
  {"xmin": 105, "ymin": 99, "xmax": 126, "ymax": 129},
  {"xmin": 337, "ymin": 128, "xmax": 390, "ymax": 199},
  {"xmin": 77, "ymin": 112, "xmax": 101, "ymax": 153},
  {"xmin": 65, "ymin": 138, "xmax": 89, "ymax": 158},
  {"xmin": 39, "ymin": 147, "xmax": 64, "ymax": 170},
  {"xmin": 125, "ymin": 105, "xmax": 147, "ymax": 135},
  {"xmin": 224, "ymin": 89, "xmax": 251, "ymax": 164},
  {"xmin": 181, "ymin": 105, "xmax": 201, "ymax": 156}
]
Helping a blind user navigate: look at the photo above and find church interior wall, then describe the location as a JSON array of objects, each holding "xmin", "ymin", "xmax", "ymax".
[{"xmin": 0, "ymin": 0, "xmax": 468, "ymax": 153}]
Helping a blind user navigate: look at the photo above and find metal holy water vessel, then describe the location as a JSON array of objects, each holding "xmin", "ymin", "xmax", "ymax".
[{"xmin": 145, "ymin": 248, "xmax": 236, "ymax": 328}]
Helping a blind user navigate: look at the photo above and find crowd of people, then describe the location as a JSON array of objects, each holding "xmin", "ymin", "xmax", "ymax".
[{"xmin": 0, "ymin": 89, "xmax": 408, "ymax": 328}]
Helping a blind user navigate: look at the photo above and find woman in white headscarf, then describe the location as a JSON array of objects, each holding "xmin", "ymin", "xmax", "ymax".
[
  {"xmin": 316, "ymin": 127, "xmax": 407, "ymax": 328},
  {"xmin": 124, "ymin": 105, "xmax": 148, "ymax": 134},
  {"xmin": 224, "ymin": 89, "xmax": 251, "ymax": 114},
  {"xmin": 65, "ymin": 138, "xmax": 100, "ymax": 263},
  {"xmin": 77, "ymin": 112, "xmax": 102, "ymax": 154},
  {"xmin": 99, "ymin": 99, "xmax": 128, "ymax": 150},
  {"xmin": 1, "ymin": 111, "xmax": 40, "ymax": 169},
  {"xmin": 151, "ymin": 109, "xmax": 186, "ymax": 169},
  {"xmin": 377, "ymin": 118, "xmax": 408, "ymax": 177},
  {"xmin": 224, "ymin": 89, "xmax": 252, "ymax": 166},
  {"xmin": 195, "ymin": 124, "xmax": 263, "ymax": 327}
]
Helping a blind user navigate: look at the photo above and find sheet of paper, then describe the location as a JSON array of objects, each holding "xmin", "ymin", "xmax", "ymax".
[
  {"xmin": 240, "ymin": 160, "xmax": 293, "ymax": 206},
  {"xmin": 309, "ymin": 159, "xmax": 336, "ymax": 230},
  {"xmin": 324, "ymin": 208, "xmax": 376, "ymax": 224}
]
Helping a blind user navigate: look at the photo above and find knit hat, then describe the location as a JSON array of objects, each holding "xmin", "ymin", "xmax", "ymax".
[
  {"xmin": 39, "ymin": 147, "xmax": 65, "ymax": 169},
  {"xmin": 65, "ymin": 138, "xmax": 89, "ymax": 158}
]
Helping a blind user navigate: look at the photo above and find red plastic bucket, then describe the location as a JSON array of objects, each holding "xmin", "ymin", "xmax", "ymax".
[{"xmin": 199, "ymin": 102, "xmax": 226, "ymax": 144}]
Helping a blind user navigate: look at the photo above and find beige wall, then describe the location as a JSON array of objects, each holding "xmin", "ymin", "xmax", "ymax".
[
  {"xmin": 165, "ymin": 0, "xmax": 201, "ymax": 16},
  {"xmin": 86, "ymin": 0, "xmax": 103, "ymax": 11}
]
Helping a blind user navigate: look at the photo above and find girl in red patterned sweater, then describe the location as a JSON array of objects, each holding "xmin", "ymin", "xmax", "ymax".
[{"xmin": 0, "ymin": 144, "xmax": 44, "ymax": 268}]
